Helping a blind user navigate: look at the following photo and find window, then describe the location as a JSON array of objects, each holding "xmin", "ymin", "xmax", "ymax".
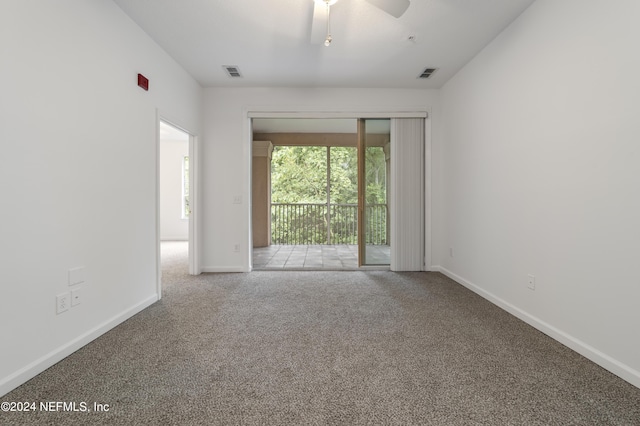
[{"xmin": 182, "ymin": 156, "xmax": 190, "ymax": 218}]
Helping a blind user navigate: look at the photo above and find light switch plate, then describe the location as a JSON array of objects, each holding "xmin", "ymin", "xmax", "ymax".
[{"xmin": 68, "ymin": 267, "xmax": 85, "ymax": 286}]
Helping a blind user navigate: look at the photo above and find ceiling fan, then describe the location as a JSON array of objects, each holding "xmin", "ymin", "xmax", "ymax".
[{"xmin": 311, "ymin": 0, "xmax": 411, "ymax": 46}]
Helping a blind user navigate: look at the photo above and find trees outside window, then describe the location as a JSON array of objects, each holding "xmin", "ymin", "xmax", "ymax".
[{"xmin": 270, "ymin": 145, "xmax": 387, "ymax": 244}]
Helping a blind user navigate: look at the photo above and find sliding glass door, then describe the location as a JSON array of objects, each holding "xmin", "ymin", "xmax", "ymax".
[{"xmin": 357, "ymin": 119, "xmax": 391, "ymax": 266}]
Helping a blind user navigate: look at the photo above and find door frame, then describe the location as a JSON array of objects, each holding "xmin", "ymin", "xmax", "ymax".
[
  {"xmin": 357, "ymin": 118, "xmax": 365, "ymax": 266},
  {"xmin": 244, "ymin": 108, "xmax": 431, "ymax": 271},
  {"xmin": 156, "ymin": 112, "xmax": 200, "ymax": 299}
]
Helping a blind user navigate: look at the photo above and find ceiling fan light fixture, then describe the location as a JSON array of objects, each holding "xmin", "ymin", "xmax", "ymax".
[{"xmin": 317, "ymin": 0, "xmax": 335, "ymax": 47}]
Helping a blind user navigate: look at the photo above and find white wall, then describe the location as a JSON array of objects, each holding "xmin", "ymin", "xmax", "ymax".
[
  {"xmin": 437, "ymin": 0, "xmax": 640, "ymax": 387},
  {"xmin": 160, "ymin": 139, "xmax": 189, "ymax": 240},
  {"xmin": 202, "ymin": 87, "xmax": 439, "ymax": 271},
  {"xmin": 0, "ymin": 0, "xmax": 201, "ymax": 395}
]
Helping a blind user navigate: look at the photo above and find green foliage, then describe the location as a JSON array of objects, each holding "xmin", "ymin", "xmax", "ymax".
[
  {"xmin": 270, "ymin": 145, "xmax": 388, "ymax": 245},
  {"xmin": 364, "ymin": 147, "xmax": 386, "ymax": 205},
  {"xmin": 271, "ymin": 146, "xmax": 326, "ymax": 203},
  {"xmin": 329, "ymin": 147, "xmax": 357, "ymax": 204}
]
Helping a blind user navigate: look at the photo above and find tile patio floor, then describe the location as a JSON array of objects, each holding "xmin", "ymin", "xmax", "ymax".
[{"xmin": 252, "ymin": 245, "xmax": 391, "ymax": 270}]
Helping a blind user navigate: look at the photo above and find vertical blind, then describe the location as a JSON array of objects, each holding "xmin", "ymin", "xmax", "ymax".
[{"xmin": 390, "ymin": 118, "xmax": 425, "ymax": 271}]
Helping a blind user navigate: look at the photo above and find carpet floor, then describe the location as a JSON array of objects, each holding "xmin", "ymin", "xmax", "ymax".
[{"xmin": 3, "ymin": 242, "xmax": 640, "ymax": 425}]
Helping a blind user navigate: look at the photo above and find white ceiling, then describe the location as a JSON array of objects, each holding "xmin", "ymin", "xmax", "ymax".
[{"xmin": 113, "ymin": 0, "xmax": 535, "ymax": 89}]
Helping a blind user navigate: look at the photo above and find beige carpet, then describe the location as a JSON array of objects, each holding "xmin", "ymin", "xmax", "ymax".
[{"xmin": 3, "ymin": 241, "xmax": 640, "ymax": 425}]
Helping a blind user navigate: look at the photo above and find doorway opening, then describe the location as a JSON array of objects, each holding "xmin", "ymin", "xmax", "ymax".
[
  {"xmin": 251, "ymin": 118, "xmax": 391, "ymax": 269},
  {"xmin": 159, "ymin": 120, "xmax": 191, "ymax": 280}
]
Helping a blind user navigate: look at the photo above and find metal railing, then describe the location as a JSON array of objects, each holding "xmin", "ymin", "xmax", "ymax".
[{"xmin": 271, "ymin": 203, "xmax": 388, "ymax": 245}]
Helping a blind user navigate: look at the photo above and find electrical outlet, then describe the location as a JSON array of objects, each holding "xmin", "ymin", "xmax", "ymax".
[
  {"xmin": 450, "ymin": 248, "xmax": 454, "ymax": 257},
  {"xmin": 56, "ymin": 292, "xmax": 70, "ymax": 314},
  {"xmin": 527, "ymin": 274, "xmax": 536, "ymax": 290},
  {"xmin": 71, "ymin": 288, "xmax": 82, "ymax": 306},
  {"xmin": 233, "ymin": 243, "xmax": 240, "ymax": 252}
]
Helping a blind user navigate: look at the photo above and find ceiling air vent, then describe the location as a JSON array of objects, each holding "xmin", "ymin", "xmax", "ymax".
[
  {"xmin": 223, "ymin": 65, "xmax": 243, "ymax": 78},
  {"xmin": 418, "ymin": 67, "xmax": 438, "ymax": 79}
]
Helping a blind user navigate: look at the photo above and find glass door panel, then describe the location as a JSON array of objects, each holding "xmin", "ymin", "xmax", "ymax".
[{"xmin": 358, "ymin": 119, "xmax": 391, "ymax": 266}]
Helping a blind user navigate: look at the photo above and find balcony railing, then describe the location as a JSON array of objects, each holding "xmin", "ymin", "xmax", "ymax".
[{"xmin": 271, "ymin": 203, "xmax": 388, "ymax": 245}]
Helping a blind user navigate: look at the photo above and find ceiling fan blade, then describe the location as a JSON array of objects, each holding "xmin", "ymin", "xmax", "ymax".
[
  {"xmin": 310, "ymin": 1, "xmax": 328, "ymax": 44},
  {"xmin": 366, "ymin": 0, "xmax": 410, "ymax": 18}
]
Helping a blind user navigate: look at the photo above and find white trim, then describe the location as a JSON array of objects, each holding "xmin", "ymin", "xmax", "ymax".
[
  {"xmin": 434, "ymin": 266, "xmax": 640, "ymax": 389},
  {"xmin": 244, "ymin": 115, "xmax": 253, "ymax": 271},
  {"xmin": 157, "ymin": 114, "xmax": 201, "ymax": 281},
  {"xmin": 188, "ymin": 134, "xmax": 200, "ymax": 275},
  {"xmin": 247, "ymin": 110, "xmax": 428, "ymax": 119},
  {"xmin": 0, "ymin": 295, "xmax": 158, "ymax": 397},
  {"xmin": 155, "ymin": 111, "xmax": 162, "ymax": 298}
]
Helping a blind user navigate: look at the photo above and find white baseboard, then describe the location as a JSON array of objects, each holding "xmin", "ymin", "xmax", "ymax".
[
  {"xmin": 0, "ymin": 295, "xmax": 159, "ymax": 397},
  {"xmin": 433, "ymin": 266, "xmax": 640, "ymax": 389}
]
